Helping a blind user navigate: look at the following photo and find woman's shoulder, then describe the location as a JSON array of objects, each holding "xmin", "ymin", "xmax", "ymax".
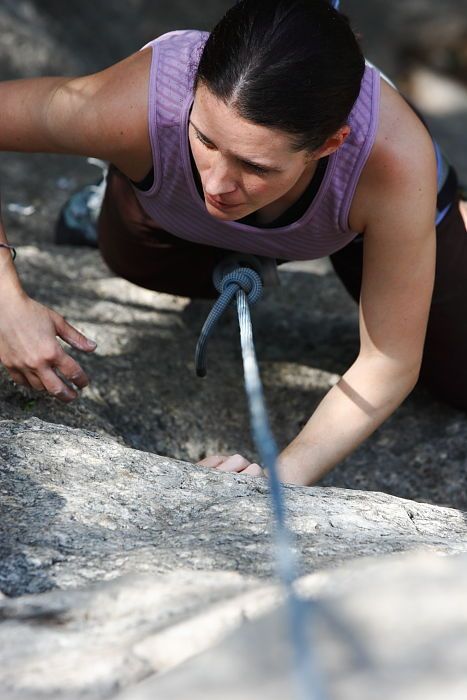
[
  {"xmin": 114, "ymin": 30, "xmax": 208, "ymax": 182},
  {"xmin": 373, "ymin": 78, "xmax": 435, "ymax": 170},
  {"xmin": 98, "ymin": 47, "xmax": 154, "ymax": 181},
  {"xmin": 348, "ymin": 77, "xmax": 437, "ymax": 232}
]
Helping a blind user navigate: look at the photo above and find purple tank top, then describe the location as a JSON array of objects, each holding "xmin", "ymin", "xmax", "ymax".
[{"xmin": 133, "ymin": 30, "xmax": 380, "ymax": 260}]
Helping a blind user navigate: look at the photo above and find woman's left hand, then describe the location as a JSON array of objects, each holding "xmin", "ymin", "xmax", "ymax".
[{"xmin": 197, "ymin": 453, "xmax": 265, "ymax": 478}]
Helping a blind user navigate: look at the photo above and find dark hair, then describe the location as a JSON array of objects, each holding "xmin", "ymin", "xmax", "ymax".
[{"xmin": 194, "ymin": 0, "xmax": 365, "ymax": 152}]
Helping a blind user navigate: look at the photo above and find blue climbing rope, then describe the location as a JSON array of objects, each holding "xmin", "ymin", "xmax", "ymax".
[{"xmin": 196, "ymin": 265, "xmax": 328, "ymax": 700}]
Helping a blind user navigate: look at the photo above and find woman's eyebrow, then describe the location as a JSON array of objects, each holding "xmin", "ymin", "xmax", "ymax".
[{"xmin": 189, "ymin": 119, "xmax": 283, "ymax": 172}]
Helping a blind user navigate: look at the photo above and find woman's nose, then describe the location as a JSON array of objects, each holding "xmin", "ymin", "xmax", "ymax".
[{"xmin": 204, "ymin": 157, "xmax": 237, "ymax": 196}]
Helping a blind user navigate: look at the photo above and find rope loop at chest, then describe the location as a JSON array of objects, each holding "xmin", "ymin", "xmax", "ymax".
[{"xmin": 213, "ymin": 266, "xmax": 263, "ymax": 303}]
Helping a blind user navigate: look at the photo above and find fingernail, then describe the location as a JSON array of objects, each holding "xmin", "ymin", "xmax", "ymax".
[{"xmin": 87, "ymin": 339, "xmax": 97, "ymax": 349}]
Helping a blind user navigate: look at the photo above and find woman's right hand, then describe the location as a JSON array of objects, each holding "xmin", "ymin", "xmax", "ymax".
[{"xmin": 0, "ymin": 292, "xmax": 97, "ymax": 402}]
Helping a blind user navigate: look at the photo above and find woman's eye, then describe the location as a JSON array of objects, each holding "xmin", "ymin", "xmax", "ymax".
[
  {"xmin": 194, "ymin": 130, "xmax": 268, "ymax": 176},
  {"xmin": 245, "ymin": 163, "xmax": 268, "ymax": 176},
  {"xmin": 196, "ymin": 133, "xmax": 215, "ymax": 149}
]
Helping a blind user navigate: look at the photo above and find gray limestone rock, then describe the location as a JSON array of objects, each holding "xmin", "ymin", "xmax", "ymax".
[
  {"xmin": 1, "ymin": 418, "xmax": 467, "ymax": 598},
  {"xmin": 1, "ymin": 419, "xmax": 467, "ymax": 698}
]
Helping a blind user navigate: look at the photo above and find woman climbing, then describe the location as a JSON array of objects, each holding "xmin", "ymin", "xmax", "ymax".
[{"xmin": 0, "ymin": 0, "xmax": 466, "ymax": 484}]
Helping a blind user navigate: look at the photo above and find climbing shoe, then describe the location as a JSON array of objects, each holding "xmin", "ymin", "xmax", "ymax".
[{"xmin": 54, "ymin": 158, "xmax": 108, "ymax": 248}]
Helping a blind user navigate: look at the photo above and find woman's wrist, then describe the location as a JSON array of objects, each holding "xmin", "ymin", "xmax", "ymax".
[
  {"xmin": 277, "ymin": 440, "xmax": 320, "ymax": 486},
  {"xmin": 0, "ymin": 247, "xmax": 25, "ymax": 299}
]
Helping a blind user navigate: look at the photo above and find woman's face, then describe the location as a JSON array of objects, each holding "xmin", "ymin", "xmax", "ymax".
[{"xmin": 189, "ymin": 83, "xmax": 317, "ymax": 221}]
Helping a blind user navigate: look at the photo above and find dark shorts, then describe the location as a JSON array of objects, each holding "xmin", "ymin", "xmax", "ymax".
[
  {"xmin": 98, "ymin": 165, "xmax": 467, "ymax": 409},
  {"xmin": 98, "ymin": 166, "xmax": 228, "ymax": 299}
]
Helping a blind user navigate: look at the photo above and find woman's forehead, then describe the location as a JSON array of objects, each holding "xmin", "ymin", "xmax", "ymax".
[{"xmin": 192, "ymin": 84, "xmax": 298, "ymax": 162}]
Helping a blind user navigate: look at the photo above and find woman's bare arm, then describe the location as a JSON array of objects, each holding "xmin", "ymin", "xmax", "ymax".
[
  {"xmin": 0, "ymin": 46, "xmax": 152, "ymax": 178},
  {"xmin": 0, "ymin": 46, "xmax": 153, "ymax": 399},
  {"xmin": 277, "ymin": 109, "xmax": 438, "ymax": 485}
]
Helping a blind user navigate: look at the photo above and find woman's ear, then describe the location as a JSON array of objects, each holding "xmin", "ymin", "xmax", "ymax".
[{"xmin": 313, "ymin": 125, "xmax": 351, "ymax": 159}]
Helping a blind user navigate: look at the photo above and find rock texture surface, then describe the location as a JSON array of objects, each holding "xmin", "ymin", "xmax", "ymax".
[
  {"xmin": 117, "ymin": 552, "xmax": 467, "ymax": 700},
  {"xmin": 1, "ymin": 419, "xmax": 467, "ymax": 699},
  {"xmin": 3, "ymin": 419, "xmax": 467, "ymax": 598}
]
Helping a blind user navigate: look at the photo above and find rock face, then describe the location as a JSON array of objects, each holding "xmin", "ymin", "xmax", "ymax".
[
  {"xmin": 1, "ymin": 419, "xmax": 467, "ymax": 699},
  {"xmin": 2, "ymin": 419, "xmax": 467, "ymax": 598}
]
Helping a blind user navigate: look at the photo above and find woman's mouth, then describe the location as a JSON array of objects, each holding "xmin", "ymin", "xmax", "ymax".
[{"xmin": 205, "ymin": 193, "xmax": 240, "ymax": 210}]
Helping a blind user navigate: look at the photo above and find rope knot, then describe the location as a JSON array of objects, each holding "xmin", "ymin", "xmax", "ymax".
[{"xmin": 213, "ymin": 267, "xmax": 263, "ymax": 306}]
